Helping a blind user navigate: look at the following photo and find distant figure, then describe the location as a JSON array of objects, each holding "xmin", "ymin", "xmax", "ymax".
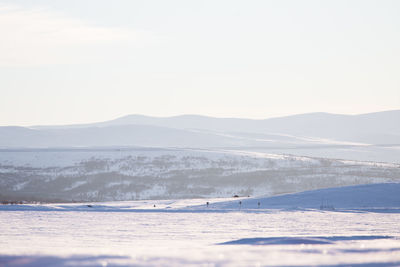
[
  {"xmin": 258, "ymin": 202, "xmax": 260, "ymax": 208},
  {"xmin": 206, "ymin": 202, "xmax": 209, "ymax": 207},
  {"xmin": 239, "ymin": 201, "xmax": 242, "ymax": 210},
  {"xmin": 153, "ymin": 204, "xmax": 156, "ymax": 208}
]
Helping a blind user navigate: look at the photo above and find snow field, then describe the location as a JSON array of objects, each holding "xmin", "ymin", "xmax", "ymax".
[
  {"xmin": 1, "ymin": 183, "xmax": 400, "ymax": 266},
  {"xmin": 0, "ymin": 210, "xmax": 399, "ymax": 266}
]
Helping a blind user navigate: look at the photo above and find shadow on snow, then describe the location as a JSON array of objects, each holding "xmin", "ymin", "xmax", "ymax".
[{"xmin": 219, "ymin": 235, "xmax": 393, "ymax": 245}]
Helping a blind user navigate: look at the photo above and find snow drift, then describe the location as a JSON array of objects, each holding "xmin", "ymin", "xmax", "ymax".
[{"xmin": 192, "ymin": 183, "xmax": 400, "ymax": 211}]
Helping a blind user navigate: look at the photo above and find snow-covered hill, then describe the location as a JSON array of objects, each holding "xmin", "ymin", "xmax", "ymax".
[
  {"xmin": 29, "ymin": 110, "xmax": 400, "ymax": 145},
  {"xmin": 196, "ymin": 183, "xmax": 400, "ymax": 211},
  {"xmin": 2, "ymin": 183, "xmax": 399, "ymax": 212},
  {"xmin": 1, "ymin": 148, "xmax": 399, "ymax": 203},
  {"xmin": 1, "ymin": 110, "xmax": 399, "ymax": 163},
  {"xmin": 31, "ymin": 110, "xmax": 400, "ymax": 140}
]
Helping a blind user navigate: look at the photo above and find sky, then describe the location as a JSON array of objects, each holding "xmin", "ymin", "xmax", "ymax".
[{"xmin": 1, "ymin": 0, "xmax": 399, "ymax": 126}]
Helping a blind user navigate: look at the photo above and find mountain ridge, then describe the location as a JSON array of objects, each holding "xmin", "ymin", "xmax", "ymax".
[
  {"xmin": 0, "ymin": 110, "xmax": 399, "ymax": 161},
  {"xmin": 27, "ymin": 110, "xmax": 400, "ymax": 129}
]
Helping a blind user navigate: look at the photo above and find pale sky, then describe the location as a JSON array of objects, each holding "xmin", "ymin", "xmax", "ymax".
[{"xmin": 1, "ymin": 0, "xmax": 399, "ymax": 126}]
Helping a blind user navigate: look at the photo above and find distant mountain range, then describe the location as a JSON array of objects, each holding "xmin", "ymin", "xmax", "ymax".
[{"xmin": 1, "ymin": 110, "xmax": 399, "ymax": 148}]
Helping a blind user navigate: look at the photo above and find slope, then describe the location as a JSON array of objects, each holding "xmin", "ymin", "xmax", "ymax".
[{"xmin": 196, "ymin": 183, "xmax": 400, "ymax": 211}]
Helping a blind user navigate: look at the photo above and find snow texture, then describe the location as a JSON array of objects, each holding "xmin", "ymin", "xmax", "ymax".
[{"xmin": 1, "ymin": 183, "xmax": 400, "ymax": 266}]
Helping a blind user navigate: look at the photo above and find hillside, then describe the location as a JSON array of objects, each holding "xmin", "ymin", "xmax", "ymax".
[
  {"xmin": 1, "ymin": 110, "xmax": 399, "ymax": 163},
  {"xmin": 30, "ymin": 110, "xmax": 400, "ymax": 145},
  {"xmin": 1, "ymin": 148, "xmax": 399, "ymax": 203},
  {"xmin": 1, "ymin": 110, "xmax": 399, "ymax": 148},
  {"xmin": 192, "ymin": 183, "xmax": 400, "ymax": 211}
]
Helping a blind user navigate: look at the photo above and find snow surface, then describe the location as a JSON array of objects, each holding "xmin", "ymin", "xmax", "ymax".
[
  {"xmin": 190, "ymin": 183, "xmax": 400, "ymax": 212},
  {"xmin": 1, "ymin": 183, "xmax": 400, "ymax": 266}
]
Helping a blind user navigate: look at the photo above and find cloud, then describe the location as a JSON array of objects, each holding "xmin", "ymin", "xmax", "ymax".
[{"xmin": 0, "ymin": 4, "xmax": 155, "ymax": 66}]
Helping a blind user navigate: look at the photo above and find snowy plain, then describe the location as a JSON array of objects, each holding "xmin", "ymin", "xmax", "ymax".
[{"xmin": 1, "ymin": 183, "xmax": 400, "ymax": 266}]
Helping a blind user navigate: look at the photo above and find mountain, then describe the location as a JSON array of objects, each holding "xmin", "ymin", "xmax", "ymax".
[
  {"xmin": 30, "ymin": 110, "xmax": 400, "ymax": 138},
  {"xmin": 29, "ymin": 110, "xmax": 400, "ymax": 144},
  {"xmin": 0, "ymin": 110, "xmax": 399, "ymax": 163}
]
